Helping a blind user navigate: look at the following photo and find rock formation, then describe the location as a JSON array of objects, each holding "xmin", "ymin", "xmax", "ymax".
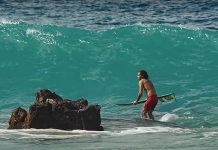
[{"xmin": 8, "ymin": 89, "xmax": 103, "ymax": 131}]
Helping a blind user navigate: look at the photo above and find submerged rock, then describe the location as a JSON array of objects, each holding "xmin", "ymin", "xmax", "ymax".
[{"xmin": 8, "ymin": 89, "xmax": 103, "ymax": 131}]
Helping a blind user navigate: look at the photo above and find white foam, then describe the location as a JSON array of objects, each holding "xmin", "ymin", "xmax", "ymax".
[
  {"xmin": 26, "ymin": 28, "xmax": 56, "ymax": 45},
  {"xmin": 159, "ymin": 113, "xmax": 179, "ymax": 122},
  {"xmin": 202, "ymin": 131, "xmax": 218, "ymax": 139},
  {"xmin": 0, "ymin": 18, "xmax": 19, "ymax": 25},
  {"xmin": 26, "ymin": 28, "xmax": 41, "ymax": 35},
  {"xmin": 0, "ymin": 128, "xmax": 109, "ymax": 139},
  {"xmin": 0, "ymin": 125, "xmax": 192, "ymax": 139},
  {"xmin": 110, "ymin": 126, "xmax": 191, "ymax": 136}
]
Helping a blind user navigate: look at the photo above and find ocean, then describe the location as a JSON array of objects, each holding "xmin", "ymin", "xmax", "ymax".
[{"xmin": 0, "ymin": 0, "xmax": 218, "ymax": 149}]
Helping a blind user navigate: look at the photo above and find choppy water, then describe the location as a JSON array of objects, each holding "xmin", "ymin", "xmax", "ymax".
[
  {"xmin": 1, "ymin": 0, "xmax": 218, "ymax": 30},
  {"xmin": 1, "ymin": 0, "xmax": 218, "ymax": 149}
]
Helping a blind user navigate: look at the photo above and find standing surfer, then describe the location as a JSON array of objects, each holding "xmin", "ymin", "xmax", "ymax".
[{"xmin": 132, "ymin": 70, "xmax": 158, "ymax": 120}]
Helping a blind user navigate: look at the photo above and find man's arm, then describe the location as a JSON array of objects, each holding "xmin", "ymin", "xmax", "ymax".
[{"xmin": 132, "ymin": 81, "xmax": 143, "ymax": 104}]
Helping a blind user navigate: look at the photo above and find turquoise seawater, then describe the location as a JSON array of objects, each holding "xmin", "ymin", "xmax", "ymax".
[{"xmin": 1, "ymin": 22, "xmax": 218, "ymax": 149}]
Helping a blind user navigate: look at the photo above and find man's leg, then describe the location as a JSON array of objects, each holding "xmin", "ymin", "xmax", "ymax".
[
  {"xmin": 141, "ymin": 109, "xmax": 149, "ymax": 119},
  {"xmin": 147, "ymin": 111, "xmax": 154, "ymax": 120}
]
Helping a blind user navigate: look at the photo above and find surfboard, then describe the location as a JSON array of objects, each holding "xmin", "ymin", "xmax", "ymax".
[{"xmin": 116, "ymin": 93, "xmax": 175, "ymax": 106}]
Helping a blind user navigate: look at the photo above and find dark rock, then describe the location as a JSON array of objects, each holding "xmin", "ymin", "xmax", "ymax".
[
  {"xmin": 79, "ymin": 105, "xmax": 102, "ymax": 130},
  {"xmin": 27, "ymin": 103, "xmax": 52, "ymax": 129},
  {"xmin": 8, "ymin": 107, "xmax": 27, "ymax": 129},
  {"xmin": 35, "ymin": 89, "xmax": 63, "ymax": 104},
  {"xmin": 8, "ymin": 89, "xmax": 103, "ymax": 131}
]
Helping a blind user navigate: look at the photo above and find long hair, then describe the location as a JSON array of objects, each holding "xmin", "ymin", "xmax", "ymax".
[{"xmin": 139, "ymin": 70, "xmax": 149, "ymax": 79}]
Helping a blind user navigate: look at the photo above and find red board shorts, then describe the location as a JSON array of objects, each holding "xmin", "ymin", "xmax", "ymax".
[{"xmin": 143, "ymin": 95, "xmax": 158, "ymax": 112}]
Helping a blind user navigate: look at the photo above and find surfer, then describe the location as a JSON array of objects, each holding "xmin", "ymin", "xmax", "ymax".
[{"xmin": 132, "ymin": 70, "xmax": 158, "ymax": 120}]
